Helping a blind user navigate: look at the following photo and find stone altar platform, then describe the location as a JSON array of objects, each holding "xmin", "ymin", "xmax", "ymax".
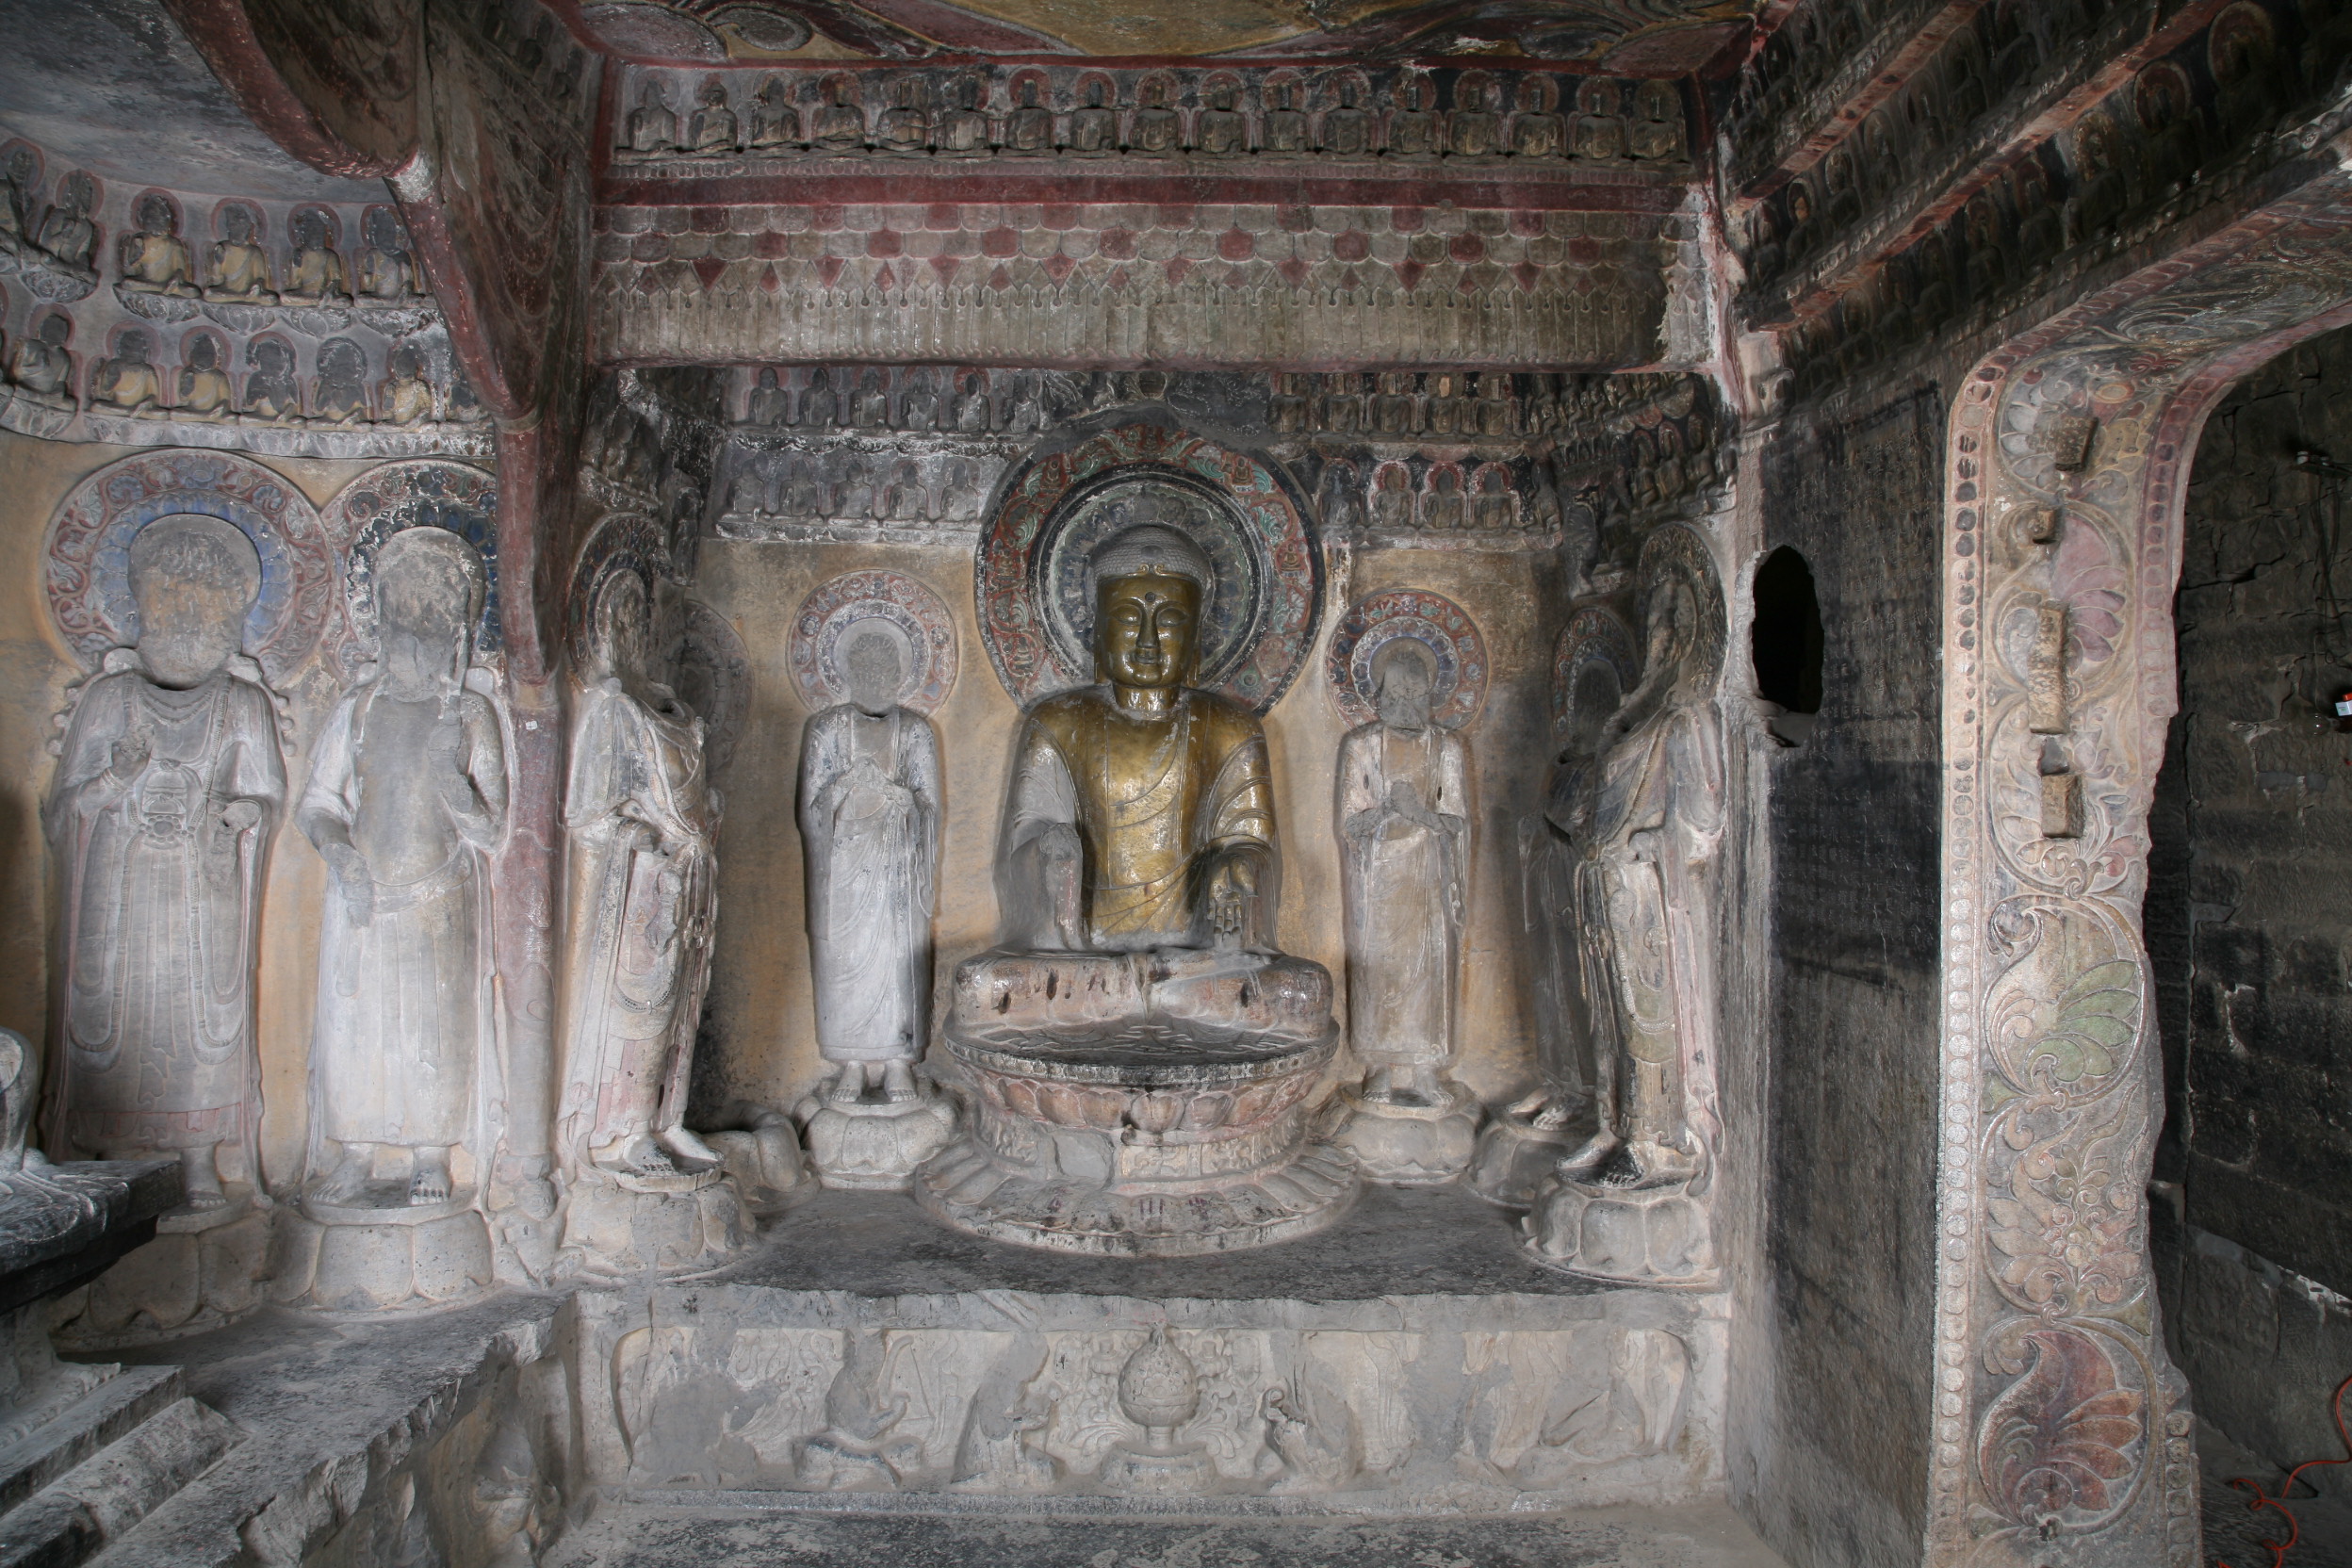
[
  {"xmin": 918, "ymin": 950, "xmax": 1358, "ymax": 1257},
  {"xmin": 602, "ymin": 1185, "xmax": 1727, "ymax": 1511}
]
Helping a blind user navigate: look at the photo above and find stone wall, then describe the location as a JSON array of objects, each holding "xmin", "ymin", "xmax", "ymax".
[
  {"xmin": 1740, "ymin": 386, "xmax": 1945, "ymax": 1568},
  {"xmin": 2151, "ymin": 321, "xmax": 2352, "ymax": 1488}
]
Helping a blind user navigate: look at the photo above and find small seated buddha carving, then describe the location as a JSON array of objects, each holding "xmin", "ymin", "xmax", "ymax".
[
  {"xmin": 9, "ymin": 314, "xmax": 74, "ymax": 400},
  {"xmin": 687, "ymin": 76, "xmax": 738, "ymax": 152},
  {"xmin": 935, "ymin": 76, "xmax": 993, "ymax": 155},
  {"xmin": 1004, "ymin": 77, "xmax": 1054, "ymax": 155},
  {"xmin": 92, "ymin": 328, "xmax": 162, "ymax": 415},
  {"xmin": 811, "ymin": 77, "xmax": 867, "ymax": 152},
  {"xmin": 281, "ymin": 209, "xmax": 351, "ymax": 304},
  {"xmin": 1067, "ymin": 78, "xmax": 1117, "ymax": 155},
  {"xmin": 356, "ymin": 207, "xmax": 417, "ymax": 300},
  {"xmin": 746, "ymin": 77, "xmax": 801, "ymax": 150},
  {"xmin": 1263, "ymin": 79, "xmax": 1308, "ymax": 153},
  {"xmin": 1386, "ymin": 75, "xmax": 1439, "ymax": 158},
  {"xmin": 176, "ymin": 333, "xmax": 232, "ymax": 419},
  {"xmin": 380, "ymin": 344, "xmax": 434, "ymax": 425},
  {"xmin": 918, "ymin": 514, "xmax": 1355, "ymax": 1255},
  {"xmin": 1196, "ymin": 79, "xmax": 1249, "ymax": 156},
  {"xmin": 207, "ymin": 205, "xmax": 276, "ymax": 302},
  {"xmin": 1510, "ymin": 76, "xmax": 1566, "ymax": 158},
  {"xmin": 627, "ymin": 82, "xmax": 678, "ymax": 155},
  {"xmin": 876, "ymin": 77, "xmax": 929, "ymax": 155},
  {"xmin": 1127, "ymin": 78, "xmax": 1183, "ymax": 155},
  {"xmin": 1319, "ymin": 77, "xmax": 1372, "ymax": 155},
  {"xmin": 117, "ymin": 195, "xmax": 197, "ymax": 297}
]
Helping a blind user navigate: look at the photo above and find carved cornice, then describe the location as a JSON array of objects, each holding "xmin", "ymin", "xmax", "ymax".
[
  {"xmin": 592, "ymin": 201, "xmax": 1683, "ymax": 369},
  {"xmin": 601, "ymin": 62, "xmax": 1697, "ymax": 189},
  {"xmin": 1738, "ymin": 0, "xmax": 2232, "ymax": 327}
]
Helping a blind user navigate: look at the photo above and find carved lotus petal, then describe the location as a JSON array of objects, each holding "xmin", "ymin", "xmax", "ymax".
[
  {"xmin": 1040, "ymin": 1083, "xmax": 1090, "ymax": 1127},
  {"xmin": 1003, "ymin": 1077, "xmax": 1042, "ymax": 1119},
  {"xmin": 1181, "ymin": 1090, "xmax": 1233, "ymax": 1130},
  {"xmin": 1128, "ymin": 1091, "xmax": 1184, "ymax": 1134}
]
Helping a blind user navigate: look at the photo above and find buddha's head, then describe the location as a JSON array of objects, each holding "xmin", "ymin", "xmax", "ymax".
[
  {"xmin": 842, "ymin": 621, "xmax": 910, "ymax": 716},
  {"xmin": 588, "ymin": 568, "xmax": 650, "ymax": 687},
  {"xmin": 129, "ymin": 514, "xmax": 260, "ymax": 689},
  {"xmin": 1089, "ymin": 521, "xmax": 1211, "ymax": 693},
  {"xmin": 1372, "ymin": 638, "xmax": 1436, "ymax": 732},
  {"xmin": 375, "ymin": 527, "xmax": 482, "ymax": 694}
]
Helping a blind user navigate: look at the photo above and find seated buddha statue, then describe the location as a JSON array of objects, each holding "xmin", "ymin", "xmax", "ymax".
[
  {"xmin": 923, "ymin": 517, "xmax": 1352, "ymax": 1254},
  {"xmin": 955, "ymin": 519, "xmax": 1331, "ymax": 1046}
]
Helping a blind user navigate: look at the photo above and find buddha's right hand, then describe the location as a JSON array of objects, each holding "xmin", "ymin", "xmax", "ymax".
[{"xmin": 1038, "ymin": 823, "xmax": 1083, "ymax": 865}]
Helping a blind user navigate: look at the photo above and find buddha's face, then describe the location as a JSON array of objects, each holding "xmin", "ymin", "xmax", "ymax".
[
  {"xmin": 133, "ymin": 555, "xmax": 247, "ymax": 689},
  {"xmin": 844, "ymin": 629, "xmax": 904, "ymax": 714},
  {"xmin": 1374, "ymin": 646, "xmax": 1434, "ymax": 731},
  {"xmin": 1096, "ymin": 571, "xmax": 1199, "ymax": 691}
]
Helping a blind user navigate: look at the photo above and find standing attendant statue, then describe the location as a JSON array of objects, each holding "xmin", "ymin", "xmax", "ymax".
[
  {"xmin": 45, "ymin": 516, "xmax": 283, "ymax": 1213},
  {"xmin": 300, "ymin": 528, "xmax": 507, "ymax": 1214},
  {"xmin": 1330, "ymin": 640, "xmax": 1480, "ymax": 1182},
  {"xmin": 796, "ymin": 621, "xmax": 952, "ymax": 1187},
  {"xmin": 1527, "ymin": 534, "xmax": 1724, "ymax": 1284},
  {"xmin": 559, "ymin": 569, "xmax": 723, "ymax": 1184}
]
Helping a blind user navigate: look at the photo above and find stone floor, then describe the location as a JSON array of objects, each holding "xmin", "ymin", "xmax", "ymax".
[
  {"xmin": 547, "ymin": 1499, "xmax": 1791, "ymax": 1568},
  {"xmin": 2200, "ymin": 1418, "xmax": 2352, "ymax": 1568},
  {"xmin": 702, "ymin": 1181, "xmax": 1609, "ymax": 1299}
]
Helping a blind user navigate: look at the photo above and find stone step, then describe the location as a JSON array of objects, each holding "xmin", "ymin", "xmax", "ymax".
[
  {"xmin": 0, "ymin": 1398, "xmax": 238, "ymax": 1568},
  {"xmin": 0, "ymin": 1368, "xmax": 181, "ymax": 1518},
  {"xmin": 548, "ymin": 1498, "xmax": 1791, "ymax": 1568}
]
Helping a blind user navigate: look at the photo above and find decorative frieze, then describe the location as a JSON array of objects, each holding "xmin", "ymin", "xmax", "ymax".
[
  {"xmin": 595, "ymin": 203, "xmax": 1677, "ymax": 368},
  {"xmin": 610, "ymin": 64, "xmax": 1692, "ymax": 173}
]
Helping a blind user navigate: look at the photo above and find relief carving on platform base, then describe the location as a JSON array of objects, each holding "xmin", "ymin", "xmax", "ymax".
[
  {"xmin": 1525, "ymin": 525, "xmax": 1724, "ymax": 1287},
  {"xmin": 611, "ymin": 1309, "xmax": 1715, "ymax": 1504}
]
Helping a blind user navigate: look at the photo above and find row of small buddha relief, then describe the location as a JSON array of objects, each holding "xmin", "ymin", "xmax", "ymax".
[
  {"xmin": 714, "ymin": 447, "xmax": 1560, "ymax": 538},
  {"xmin": 0, "ymin": 152, "xmax": 428, "ymax": 315},
  {"xmin": 725, "ymin": 365, "xmax": 1716, "ymax": 443},
  {"xmin": 6, "ymin": 320, "xmax": 482, "ymax": 429},
  {"xmin": 617, "ymin": 67, "xmax": 1689, "ymax": 165}
]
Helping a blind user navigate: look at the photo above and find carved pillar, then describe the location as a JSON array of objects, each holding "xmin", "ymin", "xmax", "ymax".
[{"xmin": 1931, "ymin": 172, "xmax": 2352, "ymax": 1568}]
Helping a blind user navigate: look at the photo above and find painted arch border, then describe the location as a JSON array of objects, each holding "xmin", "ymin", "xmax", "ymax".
[{"xmin": 1932, "ymin": 157, "xmax": 2352, "ymax": 1568}]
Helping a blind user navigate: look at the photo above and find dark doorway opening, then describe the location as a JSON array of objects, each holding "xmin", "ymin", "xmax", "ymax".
[{"xmin": 1752, "ymin": 546, "xmax": 1824, "ymax": 743}]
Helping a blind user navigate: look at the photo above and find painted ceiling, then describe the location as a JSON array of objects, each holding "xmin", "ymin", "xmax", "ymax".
[{"xmin": 568, "ymin": 0, "xmax": 1758, "ymax": 71}]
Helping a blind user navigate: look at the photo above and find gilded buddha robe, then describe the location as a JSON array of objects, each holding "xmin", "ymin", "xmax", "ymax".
[{"xmin": 1002, "ymin": 685, "xmax": 1275, "ymax": 954}]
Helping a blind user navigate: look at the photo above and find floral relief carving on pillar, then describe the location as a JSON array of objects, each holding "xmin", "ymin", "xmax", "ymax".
[{"xmin": 1935, "ymin": 178, "xmax": 2352, "ymax": 1568}]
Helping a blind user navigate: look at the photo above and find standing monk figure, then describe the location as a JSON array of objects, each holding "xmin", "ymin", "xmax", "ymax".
[
  {"xmin": 300, "ymin": 529, "xmax": 507, "ymax": 1208},
  {"xmin": 47, "ymin": 516, "xmax": 283, "ymax": 1211}
]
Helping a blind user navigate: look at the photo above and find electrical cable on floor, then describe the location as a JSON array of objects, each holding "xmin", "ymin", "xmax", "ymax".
[{"xmin": 2218, "ymin": 1371, "xmax": 2352, "ymax": 1568}]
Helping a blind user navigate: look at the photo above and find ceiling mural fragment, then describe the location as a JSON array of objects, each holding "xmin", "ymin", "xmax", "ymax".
[{"xmin": 562, "ymin": 0, "xmax": 1760, "ymax": 70}]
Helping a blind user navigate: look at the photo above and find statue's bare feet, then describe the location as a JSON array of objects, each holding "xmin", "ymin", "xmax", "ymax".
[
  {"xmin": 409, "ymin": 1148, "xmax": 453, "ymax": 1205},
  {"xmin": 828, "ymin": 1070, "xmax": 868, "ymax": 1105},
  {"xmin": 883, "ymin": 1061, "xmax": 918, "ymax": 1102},
  {"xmin": 179, "ymin": 1147, "xmax": 230, "ymax": 1212},
  {"xmin": 314, "ymin": 1145, "xmax": 374, "ymax": 1204},
  {"xmin": 1556, "ymin": 1131, "xmax": 1620, "ymax": 1177},
  {"xmin": 601, "ymin": 1135, "xmax": 676, "ymax": 1177},
  {"xmin": 658, "ymin": 1126, "xmax": 720, "ymax": 1169},
  {"xmin": 1613, "ymin": 1138, "xmax": 1698, "ymax": 1189}
]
